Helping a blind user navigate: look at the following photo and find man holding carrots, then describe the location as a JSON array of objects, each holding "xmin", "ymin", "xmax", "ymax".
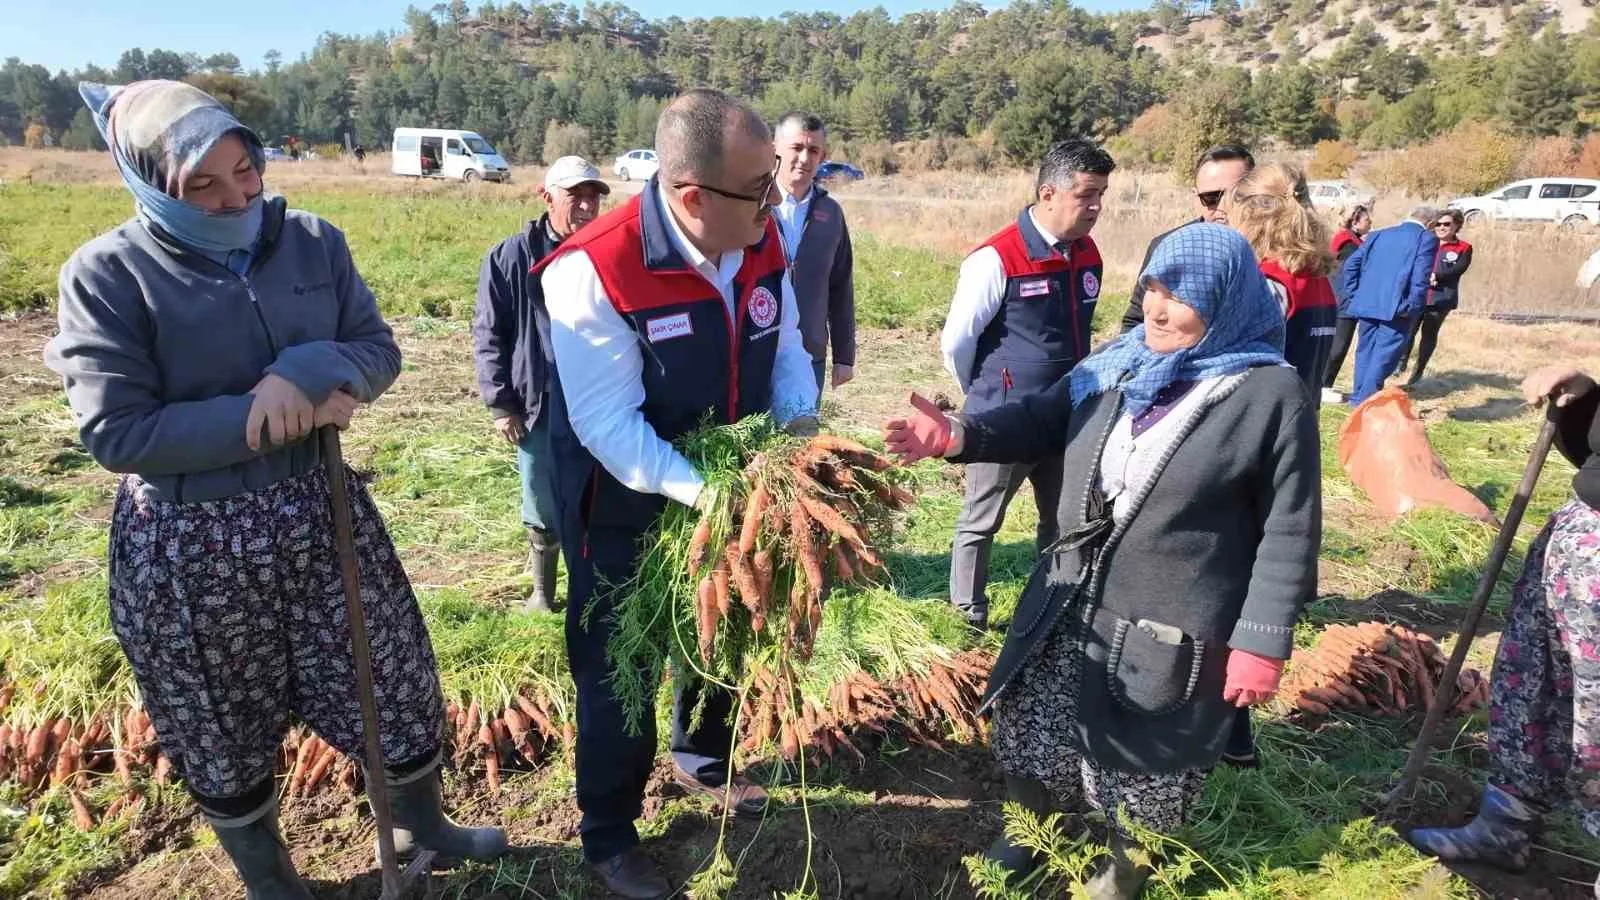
[
  {"xmin": 938, "ymin": 138, "xmax": 1114, "ymax": 631},
  {"xmin": 537, "ymin": 89, "xmax": 819, "ymax": 899}
]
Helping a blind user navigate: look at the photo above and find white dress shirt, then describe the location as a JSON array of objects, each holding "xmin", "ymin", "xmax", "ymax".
[
  {"xmin": 774, "ymin": 186, "xmax": 813, "ymax": 263},
  {"xmin": 542, "ymin": 183, "xmax": 817, "ymax": 509},
  {"xmin": 940, "ymin": 210, "xmax": 1063, "ymax": 391}
]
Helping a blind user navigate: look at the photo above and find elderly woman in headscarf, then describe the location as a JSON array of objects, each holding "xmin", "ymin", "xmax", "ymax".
[
  {"xmin": 44, "ymin": 81, "xmax": 506, "ymax": 897},
  {"xmin": 883, "ymin": 224, "xmax": 1321, "ymax": 898}
]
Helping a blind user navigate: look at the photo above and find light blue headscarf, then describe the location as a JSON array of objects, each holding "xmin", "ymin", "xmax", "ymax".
[
  {"xmin": 79, "ymin": 80, "xmax": 267, "ymax": 255},
  {"xmin": 1067, "ymin": 223, "xmax": 1287, "ymax": 416}
]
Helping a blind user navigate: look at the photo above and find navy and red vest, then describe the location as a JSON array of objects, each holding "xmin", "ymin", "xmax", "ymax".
[
  {"xmin": 1329, "ymin": 229, "xmax": 1364, "ymax": 314},
  {"xmin": 964, "ymin": 209, "xmax": 1103, "ymax": 414},
  {"xmin": 533, "ymin": 182, "xmax": 788, "ymax": 537},
  {"xmin": 1260, "ymin": 258, "xmax": 1337, "ymax": 400},
  {"xmin": 1426, "ymin": 240, "xmax": 1472, "ymax": 311}
]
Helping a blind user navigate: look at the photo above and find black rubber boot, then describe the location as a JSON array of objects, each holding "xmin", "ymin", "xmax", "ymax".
[
  {"xmin": 375, "ymin": 756, "xmax": 508, "ymax": 865},
  {"xmin": 525, "ymin": 527, "xmax": 559, "ymax": 613},
  {"xmin": 1083, "ymin": 830, "xmax": 1153, "ymax": 900},
  {"xmin": 984, "ymin": 774, "xmax": 1053, "ymax": 879},
  {"xmin": 1408, "ymin": 784, "xmax": 1539, "ymax": 871},
  {"xmin": 205, "ymin": 797, "xmax": 315, "ymax": 900}
]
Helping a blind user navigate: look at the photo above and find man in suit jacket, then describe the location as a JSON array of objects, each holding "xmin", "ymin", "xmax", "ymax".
[
  {"xmin": 773, "ymin": 112, "xmax": 855, "ymax": 394},
  {"xmin": 1341, "ymin": 206, "xmax": 1440, "ymax": 405}
]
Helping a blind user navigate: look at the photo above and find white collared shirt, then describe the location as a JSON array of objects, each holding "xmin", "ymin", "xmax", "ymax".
[
  {"xmin": 940, "ymin": 209, "xmax": 1064, "ymax": 390},
  {"xmin": 774, "ymin": 185, "xmax": 814, "ymax": 263},
  {"xmin": 541, "ymin": 183, "xmax": 818, "ymax": 508}
]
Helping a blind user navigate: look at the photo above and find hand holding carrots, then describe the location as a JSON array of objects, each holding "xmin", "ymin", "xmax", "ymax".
[{"xmin": 882, "ymin": 393, "xmax": 956, "ymax": 463}]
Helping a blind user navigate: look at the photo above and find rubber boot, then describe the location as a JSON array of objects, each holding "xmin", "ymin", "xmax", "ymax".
[
  {"xmin": 984, "ymin": 774, "xmax": 1053, "ymax": 879},
  {"xmin": 1408, "ymin": 784, "xmax": 1539, "ymax": 871},
  {"xmin": 525, "ymin": 527, "xmax": 558, "ymax": 613},
  {"xmin": 205, "ymin": 796, "xmax": 315, "ymax": 900},
  {"xmin": 373, "ymin": 755, "xmax": 508, "ymax": 866},
  {"xmin": 1083, "ymin": 829, "xmax": 1153, "ymax": 900}
]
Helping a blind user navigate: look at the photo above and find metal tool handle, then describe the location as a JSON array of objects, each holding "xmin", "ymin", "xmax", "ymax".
[
  {"xmin": 320, "ymin": 426, "xmax": 404, "ymax": 897},
  {"xmin": 1387, "ymin": 401, "xmax": 1563, "ymax": 811}
]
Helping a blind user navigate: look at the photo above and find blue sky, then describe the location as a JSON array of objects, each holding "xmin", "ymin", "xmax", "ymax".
[{"xmin": 3, "ymin": 0, "xmax": 1147, "ymax": 73}]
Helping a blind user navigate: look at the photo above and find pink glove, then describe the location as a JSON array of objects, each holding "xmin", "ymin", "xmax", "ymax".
[
  {"xmin": 882, "ymin": 392, "xmax": 953, "ymax": 464},
  {"xmin": 1223, "ymin": 649, "xmax": 1286, "ymax": 708}
]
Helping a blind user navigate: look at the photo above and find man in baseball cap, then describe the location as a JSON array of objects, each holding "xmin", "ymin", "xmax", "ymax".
[{"xmin": 470, "ymin": 155, "xmax": 609, "ymax": 612}]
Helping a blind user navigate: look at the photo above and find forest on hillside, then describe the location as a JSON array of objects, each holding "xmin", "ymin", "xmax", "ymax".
[{"xmin": 1, "ymin": 0, "xmax": 1598, "ymax": 171}]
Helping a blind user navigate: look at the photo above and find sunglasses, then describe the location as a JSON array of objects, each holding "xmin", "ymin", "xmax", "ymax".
[
  {"xmin": 1196, "ymin": 189, "xmax": 1226, "ymax": 209},
  {"xmin": 1434, "ymin": 220, "xmax": 1459, "ymax": 229},
  {"xmin": 674, "ymin": 156, "xmax": 781, "ymax": 205}
]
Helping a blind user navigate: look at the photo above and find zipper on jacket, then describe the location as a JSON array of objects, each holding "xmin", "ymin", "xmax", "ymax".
[{"xmin": 722, "ymin": 279, "xmax": 743, "ymax": 423}]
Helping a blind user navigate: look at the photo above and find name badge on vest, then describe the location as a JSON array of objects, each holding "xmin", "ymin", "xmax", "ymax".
[
  {"xmin": 645, "ymin": 313, "xmax": 694, "ymax": 343},
  {"xmin": 1018, "ymin": 279, "xmax": 1051, "ymax": 298},
  {"xmin": 1081, "ymin": 270, "xmax": 1101, "ymax": 303}
]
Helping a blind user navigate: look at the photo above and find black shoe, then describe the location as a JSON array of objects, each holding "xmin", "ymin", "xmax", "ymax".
[
  {"xmin": 592, "ymin": 847, "xmax": 672, "ymax": 899},
  {"xmin": 1408, "ymin": 784, "xmax": 1539, "ymax": 872},
  {"xmin": 206, "ymin": 798, "xmax": 315, "ymax": 900}
]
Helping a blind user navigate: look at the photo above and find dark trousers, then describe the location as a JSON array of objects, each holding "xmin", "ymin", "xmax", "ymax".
[
  {"xmin": 950, "ymin": 459, "xmax": 1063, "ymax": 624},
  {"xmin": 1398, "ymin": 306, "xmax": 1451, "ymax": 381},
  {"xmin": 1322, "ymin": 316, "xmax": 1357, "ymax": 389},
  {"xmin": 563, "ymin": 524, "xmax": 736, "ymax": 863},
  {"xmin": 1349, "ymin": 316, "xmax": 1413, "ymax": 405}
]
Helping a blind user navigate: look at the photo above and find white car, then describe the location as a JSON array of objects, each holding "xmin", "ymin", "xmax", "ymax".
[
  {"xmin": 613, "ymin": 149, "xmax": 659, "ymax": 182},
  {"xmin": 1448, "ymin": 177, "xmax": 1600, "ymax": 230},
  {"xmin": 1306, "ymin": 180, "xmax": 1374, "ymax": 211}
]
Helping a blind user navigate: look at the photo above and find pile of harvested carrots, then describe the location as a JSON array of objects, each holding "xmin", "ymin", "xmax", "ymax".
[
  {"xmin": 1279, "ymin": 621, "xmax": 1490, "ymax": 719},
  {"xmin": 441, "ymin": 688, "xmax": 573, "ymax": 794}
]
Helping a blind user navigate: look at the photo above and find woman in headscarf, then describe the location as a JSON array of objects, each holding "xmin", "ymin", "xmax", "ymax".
[
  {"xmin": 44, "ymin": 81, "xmax": 506, "ymax": 897},
  {"xmin": 883, "ymin": 225, "xmax": 1321, "ymax": 898}
]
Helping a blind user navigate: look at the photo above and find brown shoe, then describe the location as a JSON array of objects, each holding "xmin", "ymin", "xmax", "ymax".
[
  {"xmin": 672, "ymin": 767, "xmax": 770, "ymax": 817},
  {"xmin": 591, "ymin": 847, "xmax": 671, "ymax": 899}
]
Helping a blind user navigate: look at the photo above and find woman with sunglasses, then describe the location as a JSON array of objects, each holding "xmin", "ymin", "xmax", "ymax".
[
  {"xmin": 1321, "ymin": 204, "xmax": 1371, "ymax": 403},
  {"xmin": 1398, "ymin": 210, "xmax": 1472, "ymax": 384}
]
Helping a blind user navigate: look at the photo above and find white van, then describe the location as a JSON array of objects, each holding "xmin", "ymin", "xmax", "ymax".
[{"xmin": 391, "ymin": 128, "xmax": 511, "ymax": 183}]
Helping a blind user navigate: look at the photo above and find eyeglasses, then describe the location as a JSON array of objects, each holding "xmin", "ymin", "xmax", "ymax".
[
  {"xmin": 674, "ymin": 156, "xmax": 781, "ymax": 205},
  {"xmin": 1196, "ymin": 190, "xmax": 1226, "ymax": 210}
]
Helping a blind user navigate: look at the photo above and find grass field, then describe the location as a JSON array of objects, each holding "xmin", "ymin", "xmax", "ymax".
[{"xmin": 2, "ymin": 162, "xmax": 1600, "ymax": 899}]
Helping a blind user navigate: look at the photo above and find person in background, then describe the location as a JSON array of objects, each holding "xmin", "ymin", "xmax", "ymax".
[
  {"xmin": 938, "ymin": 138, "xmax": 1114, "ymax": 631},
  {"xmin": 537, "ymin": 89, "xmax": 819, "ymax": 899},
  {"xmin": 45, "ymin": 80, "xmax": 505, "ymax": 899},
  {"xmin": 1339, "ymin": 205, "xmax": 1439, "ymax": 405},
  {"xmin": 1410, "ymin": 367, "xmax": 1599, "ymax": 897},
  {"xmin": 1397, "ymin": 209, "xmax": 1473, "ymax": 385},
  {"xmin": 1224, "ymin": 162, "xmax": 1337, "ymax": 402},
  {"xmin": 472, "ymin": 156, "xmax": 608, "ymax": 613},
  {"xmin": 1120, "ymin": 144, "xmax": 1255, "ymax": 333},
  {"xmin": 773, "ymin": 111, "xmax": 855, "ymax": 395},
  {"xmin": 887, "ymin": 225, "xmax": 1320, "ymax": 897},
  {"xmin": 1321, "ymin": 203, "xmax": 1372, "ymax": 404}
]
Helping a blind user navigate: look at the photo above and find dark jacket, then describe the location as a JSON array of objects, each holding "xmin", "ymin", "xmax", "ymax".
[
  {"xmin": 46, "ymin": 198, "xmax": 402, "ymax": 504},
  {"xmin": 473, "ymin": 215, "xmax": 562, "ymax": 425},
  {"xmin": 1557, "ymin": 388, "xmax": 1600, "ymax": 510},
  {"xmin": 955, "ymin": 366, "xmax": 1321, "ymax": 773},
  {"xmin": 1341, "ymin": 220, "xmax": 1439, "ymax": 322},
  {"xmin": 788, "ymin": 185, "xmax": 856, "ymax": 367},
  {"xmin": 1424, "ymin": 240, "xmax": 1473, "ymax": 312},
  {"xmin": 1120, "ymin": 219, "xmax": 1200, "ymax": 333},
  {"xmin": 1330, "ymin": 229, "xmax": 1364, "ymax": 314}
]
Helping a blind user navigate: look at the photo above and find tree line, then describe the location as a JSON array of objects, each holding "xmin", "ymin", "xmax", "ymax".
[{"xmin": 0, "ymin": 0, "xmax": 1596, "ymax": 171}]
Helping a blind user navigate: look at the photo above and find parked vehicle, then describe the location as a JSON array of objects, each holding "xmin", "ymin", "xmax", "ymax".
[
  {"xmin": 391, "ymin": 127, "xmax": 511, "ymax": 183},
  {"xmin": 1448, "ymin": 177, "xmax": 1600, "ymax": 230},
  {"xmin": 262, "ymin": 147, "xmax": 289, "ymax": 162},
  {"xmin": 613, "ymin": 149, "xmax": 659, "ymax": 182},
  {"xmin": 1306, "ymin": 180, "xmax": 1373, "ymax": 211},
  {"xmin": 817, "ymin": 160, "xmax": 865, "ymax": 184}
]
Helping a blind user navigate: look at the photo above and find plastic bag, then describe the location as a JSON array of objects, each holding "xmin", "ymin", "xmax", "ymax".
[{"xmin": 1337, "ymin": 387, "xmax": 1495, "ymax": 523}]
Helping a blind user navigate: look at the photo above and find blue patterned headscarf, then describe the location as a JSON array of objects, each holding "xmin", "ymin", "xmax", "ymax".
[
  {"xmin": 1067, "ymin": 223, "xmax": 1287, "ymax": 416},
  {"xmin": 79, "ymin": 80, "xmax": 267, "ymax": 254}
]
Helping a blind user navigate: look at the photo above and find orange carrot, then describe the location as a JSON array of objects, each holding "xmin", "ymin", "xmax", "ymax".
[
  {"xmin": 303, "ymin": 743, "xmax": 338, "ymax": 795},
  {"xmin": 725, "ymin": 543, "xmax": 763, "ymax": 616},
  {"xmin": 789, "ymin": 503, "xmax": 825, "ymax": 608},
  {"xmin": 710, "ymin": 558, "xmax": 732, "ymax": 618},
  {"xmin": 69, "ymin": 789, "xmax": 94, "ymax": 831},
  {"xmin": 739, "ymin": 485, "xmax": 770, "ymax": 556},
  {"xmin": 0, "ymin": 683, "xmax": 13, "ymax": 713},
  {"xmin": 697, "ymin": 577, "xmax": 718, "ymax": 662},
  {"xmin": 25, "ymin": 723, "xmax": 48, "ymax": 767},
  {"xmin": 832, "ymin": 542, "xmax": 857, "ymax": 583},
  {"xmin": 687, "ymin": 515, "xmax": 715, "ymax": 575},
  {"xmin": 289, "ymin": 735, "xmax": 321, "ymax": 798},
  {"xmin": 797, "ymin": 495, "xmax": 869, "ymax": 553}
]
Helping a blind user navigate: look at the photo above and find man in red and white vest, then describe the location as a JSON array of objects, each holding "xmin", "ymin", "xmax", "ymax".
[
  {"xmin": 938, "ymin": 139, "xmax": 1115, "ymax": 633},
  {"xmin": 537, "ymin": 89, "xmax": 818, "ymax": 899}
]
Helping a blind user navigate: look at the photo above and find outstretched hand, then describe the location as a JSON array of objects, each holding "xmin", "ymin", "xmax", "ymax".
[{"xmin": 881, "ymin": 392, "xmax": 955, "ymax": 464}]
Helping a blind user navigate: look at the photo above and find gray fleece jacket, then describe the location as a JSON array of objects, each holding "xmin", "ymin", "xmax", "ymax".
[{"xmin": 45, "ymin": 197, "xmax": 401, "ymax": 504}]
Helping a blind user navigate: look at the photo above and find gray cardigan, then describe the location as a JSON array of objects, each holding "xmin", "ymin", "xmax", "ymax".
[
  {"xmin": 956, "ymin": 365, "xmax": 1321, "ymax": 772},
  {"xmin": 788, "ymin": 186, "xmax": 856, "ymax": 367},
  {"xmin": 45, "ymin": 198, "xmax": 401, "ymax": 504}
]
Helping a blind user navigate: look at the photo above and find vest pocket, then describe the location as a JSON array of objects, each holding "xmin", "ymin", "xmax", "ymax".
[{"xmin": 1104, "ymin": 616, "xmax": 1205, "ymax": 717}]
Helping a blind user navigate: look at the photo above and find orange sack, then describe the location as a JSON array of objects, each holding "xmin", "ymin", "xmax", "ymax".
[{"xmin": 1337, "ymin": 387, "xmax": 1495, "ymax": 523}]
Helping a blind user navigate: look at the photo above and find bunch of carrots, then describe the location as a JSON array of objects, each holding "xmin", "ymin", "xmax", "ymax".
[
  {"xmin": 441, "ymin": 687, "xmax": 573, "ymax": 795},
  {"xmin": 1279, "ymin": 621, "xmax": 1490, "ymax": 719}
]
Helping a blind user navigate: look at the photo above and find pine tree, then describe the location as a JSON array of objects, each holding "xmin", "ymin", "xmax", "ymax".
[
  {"xmin": 1269, "ymin": 66, "xmax": 1326, "ymax": 147},
  {"xmin": 1504, "ymin": 27, "xmax": 1575, "ymax": 136}
]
